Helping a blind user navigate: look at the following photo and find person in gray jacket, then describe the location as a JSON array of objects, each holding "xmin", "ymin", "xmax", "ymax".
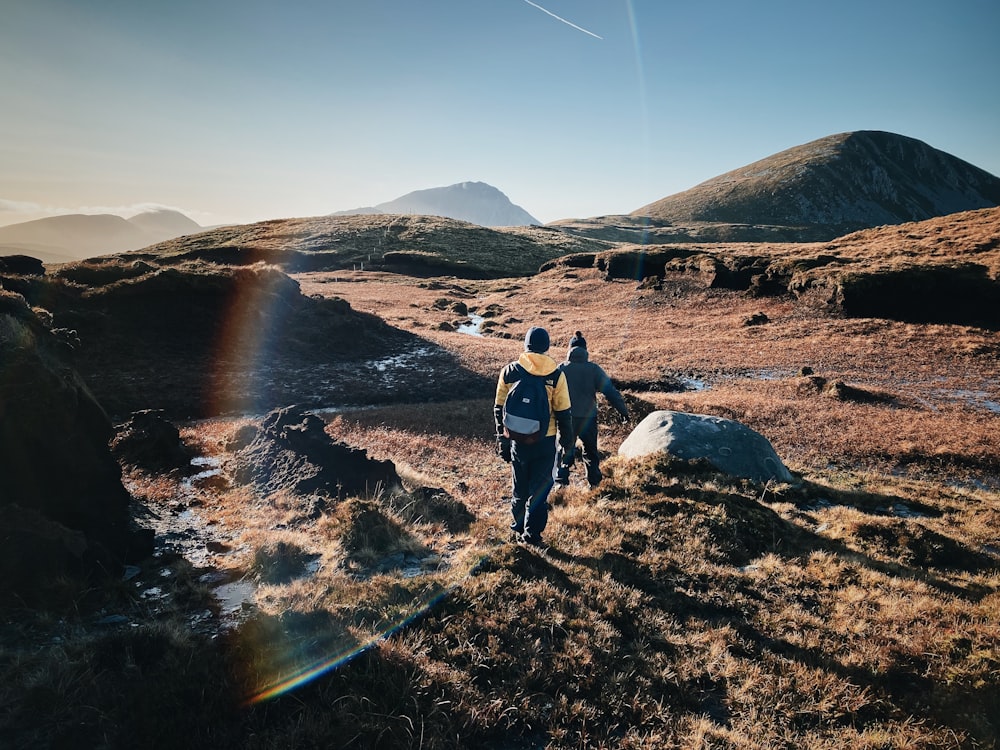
[{"xmin": 556, "ymin": 331, "xmax": 629, "ymax": 489}]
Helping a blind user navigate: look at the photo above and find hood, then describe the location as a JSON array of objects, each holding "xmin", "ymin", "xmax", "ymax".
[
  {"xmin": 517, "ymin": 351, "xmax": 558, "ymax": 376},
  {"xmin": 566, "ymin": 345, "xmax": 589, "ymax": 363}
]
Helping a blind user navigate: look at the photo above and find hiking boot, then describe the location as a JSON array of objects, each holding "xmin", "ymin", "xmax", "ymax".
[
  {"xmin": 521, "ymin": 533, "xmax": 546, "ymax": 548},
  {"xmin": 510, "ymin": 524, "xmax": 524, "ymax": 541}
]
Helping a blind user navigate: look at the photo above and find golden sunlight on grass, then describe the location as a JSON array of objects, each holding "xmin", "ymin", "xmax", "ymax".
[
  {"xmin": 6, "ymin": 229, "xmax": 998, "ymax": 748},
  {"xmin": 18, "ymin": 399, "xmax": 999, "ymax": 746}
]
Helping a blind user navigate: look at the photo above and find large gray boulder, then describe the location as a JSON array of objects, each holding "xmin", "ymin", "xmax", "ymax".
[{"xmin": 618, "ymin": 410, "xmax": 794, "ymax": 483}]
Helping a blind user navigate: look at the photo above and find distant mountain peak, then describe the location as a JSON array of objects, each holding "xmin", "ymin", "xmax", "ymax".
[
  {"xmin": 632, "ymin": 130, "xmax": 1000, "ymax": 237},
  {"xmin": 333, "ymin": 182, "xmax": 540, "ymax": 227},
  {"xmin": 0, "ymin": 209, "xmax": 202, "ymax": 263},
  {"xmin": 127, "ymin": 209, "xmax": 201, "ymax": 236}
]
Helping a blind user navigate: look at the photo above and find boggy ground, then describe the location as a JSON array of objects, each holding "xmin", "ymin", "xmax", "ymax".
[
  {"xmin": 298, "ymin": 263, "xmax": 999, "ymax": 482},
  {"xmin": 2, "ymin": 264, "xmax": 999, "ymax": 749}
]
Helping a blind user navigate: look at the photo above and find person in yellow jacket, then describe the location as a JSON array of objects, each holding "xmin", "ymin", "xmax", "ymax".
[{"xmin": 494, "ymin": 327, "xmax": 573, "ymax": 547}]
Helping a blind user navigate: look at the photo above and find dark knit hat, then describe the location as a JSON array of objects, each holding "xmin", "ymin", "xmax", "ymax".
[
  {"xmin": 568, "ymin": 330, "xmax": 587, "ymax": 350},
  {"xmin": 524, "ymin": 326, "xmax": 550, "ymax": 353}
]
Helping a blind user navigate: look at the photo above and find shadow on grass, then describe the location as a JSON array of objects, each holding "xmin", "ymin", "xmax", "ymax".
[
  {"xmin": 549, "ymin": 473, "xmax": 999, "ymax": 743},
  {"xmin": 785, "ymin": 479, "xmax": 997, "ymax": 601}
]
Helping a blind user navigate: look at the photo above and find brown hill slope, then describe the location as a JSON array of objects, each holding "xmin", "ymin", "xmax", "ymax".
[
  {"xmin": 629, "ymin": 130, "xmax": 1000, "ymax": 241},
  {"xmin": 546, "ymin": 207, "xmax": 1000, "ymax": 329},
  {"xmin": 128, "ymin": 213, "xmax": 613, "ymax": 278},
  {"xmin": 2, "ymin": 200, "xmax": 998, "ymax": 748},
  {"xmin": 0, "ymin": 260, "xmax": 492, "ymax": 420}
]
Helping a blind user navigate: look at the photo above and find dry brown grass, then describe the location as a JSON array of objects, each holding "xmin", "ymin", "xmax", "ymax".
[
  {"xmin": 130, "ymin": 213, "xmax": 613, "ymax": 278},
  {"xmin": 4, "ymin": 239, "xmax": 999, "ymax": 748},
  {"xmin": 300, "ymin": 260, "xmax": 998, "ymax": 485},
  {"xmin": 9, "ymin": 400, "xmax": 999, "ymax": 748},
  {"xmin": 119, "ymin": 390, "xmax": 1000, "ymax": 746}
]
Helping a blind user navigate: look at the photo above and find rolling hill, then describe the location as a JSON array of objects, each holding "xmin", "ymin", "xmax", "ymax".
[
  {"xmin": 119, "ymin": 213, "xmax": 612, "ymax": 278},
  {"xmin": 0, "ymin": 209, "xmax": 202, "ymax": 263},
  {"xmin": 633, "ymin": 130, "xmax": 1000, "ymax": 236},
  {"xmin": 553, "ymin": 131, "xmax": 1000, "ymax": 244}
]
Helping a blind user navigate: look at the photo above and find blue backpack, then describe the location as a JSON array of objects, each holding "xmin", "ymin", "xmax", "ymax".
[{"xmin": 502, "ymin": 367, "xmax": 551, "ymax": 444}]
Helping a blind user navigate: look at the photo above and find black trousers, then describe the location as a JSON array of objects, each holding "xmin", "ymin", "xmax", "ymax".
[
  {"xmin": 510, "ymin": 434, "xmax": 556, "ymax": 538},
  {"xmin": 556, "ymin": 415, "xmax": 602, "ymax": 487}
]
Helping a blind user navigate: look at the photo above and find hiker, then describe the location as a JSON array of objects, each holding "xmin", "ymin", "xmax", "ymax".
[
  {"xmin": 556, "ymin": 330, "xmax": 629, "ymax": 489},
  {"xmin": 494, "ymin": 326, "xmax": 573, "ymax": 547}
]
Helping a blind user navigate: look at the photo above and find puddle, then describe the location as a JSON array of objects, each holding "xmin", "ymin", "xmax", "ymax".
[
  {"xmin": 179, "ymin": 457, "xmax": 223, "ymax": 493},
  {"xmin": 213, "ymin": 580, "xmax": 257, "ymax": 615},
  {"xmin": 802, "ymin": 498, "xmax": 834, "ymax": 512},
  {"xmin": 129, "ymin": 454, "xmax": 252, "ymax": 626},
  {"xmin": 456, "ymin": 313, "xmax": 486, "ymax": 336},
  {"xmin": 949, "ymin": 475, "xmax": 1000, "ymax": 492},
  {"xmin": 937, "ymin": 389, "xmax": 1000, "ymax": 414},
  {"xmin": 879, "ymin": 502, "xmax": 932, "ymax": 519},
  {"xmin": 367, "ymin": 346, "xmax": 439, "ymax": 389},
  {"xmin": 370, "ymin": 346, "xmax": 436, "ymax": 373},
  {"xmin": 746, "ymin": 370, "xmax": 785, "ymax": 381},
  {"xmin": 910, "ymin": 385, "xmax": 1000, "ymax": 415}
]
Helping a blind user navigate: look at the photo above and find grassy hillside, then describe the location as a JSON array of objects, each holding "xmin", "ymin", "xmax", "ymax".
[
  {"xmin": 545, "ymin": 207, "xmax": 1000, "ymax": 328},
  {"xmin": 1, "ymin": 207, "xmax": 998, "ymax": 748},
  {"xmin": 3, "ymin": 400, "xmax": 996, "ymax": 748},
  {"xmin": 632, "ymin": 131, "xmax": 1000, "ymax": 238},
  {"xmin": 123, "ymin": 213, "xmax": 615, "ymax": 278}
]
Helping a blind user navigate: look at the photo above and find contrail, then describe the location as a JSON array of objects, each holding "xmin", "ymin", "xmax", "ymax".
[{"xmin": 522, "ymin": 0, "xmax": 603, "ymax": 40}]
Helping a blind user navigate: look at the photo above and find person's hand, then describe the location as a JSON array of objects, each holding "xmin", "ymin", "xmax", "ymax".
[
  {"xmin": 560, "ymin": 444, "xmax": 576, "ymax": 466},
  {"xmin": 497, "ymin": 437, "xmax": 512, "ymax": 463}
]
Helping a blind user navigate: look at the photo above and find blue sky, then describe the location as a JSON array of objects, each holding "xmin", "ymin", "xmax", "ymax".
[{"xmin": 2, "ymin": 0, "xmax": 998, "ymax": 227}]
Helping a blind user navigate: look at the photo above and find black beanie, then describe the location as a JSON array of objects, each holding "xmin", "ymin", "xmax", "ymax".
[
  {"xmin": 568, "ymin": 330, "xmax": 587, "ymax": 350},
  {"xmin": 524, "ymin": 326, "xmax": 550, "ymax": 353}
]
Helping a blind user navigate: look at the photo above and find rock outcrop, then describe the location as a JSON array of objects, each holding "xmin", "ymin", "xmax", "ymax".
[
  {"xmin": 0, "ymin": 288, "xmax": 152, "ymax": 602},
  {"xmin": 227, "ymin": 405, "xmax": 401, "ymax": 500},
  {"xmin": 110, "ymin": 409, "xmax": 192, "ymax": 471}
]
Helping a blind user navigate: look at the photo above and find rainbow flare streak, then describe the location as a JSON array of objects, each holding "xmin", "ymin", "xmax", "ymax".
[{"xmin": 246, "ymin": 576, "xmax": 461, "ymax": 705}]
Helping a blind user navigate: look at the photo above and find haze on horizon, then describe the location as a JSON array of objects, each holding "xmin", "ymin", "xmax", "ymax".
[{"xmin": 2, "ymin": 0, "xmax": 998, "ymax": 230}]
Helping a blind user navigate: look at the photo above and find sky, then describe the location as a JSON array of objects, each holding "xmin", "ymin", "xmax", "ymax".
[{"xmin": 2, "ymin": 0, "xmax": 998, "ymax": 228}]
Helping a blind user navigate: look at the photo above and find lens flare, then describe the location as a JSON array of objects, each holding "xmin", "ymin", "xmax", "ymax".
[
  {"xmin": 245, "ymin": 565, "xmax": 480, "ymax": 705},
  {"xmin": 206, "ymin": 265, "xmax": 297, "ymax": 416},
  {"xmin": 228, "ymin": 3, "xmax": 656, "ymax": 702}
]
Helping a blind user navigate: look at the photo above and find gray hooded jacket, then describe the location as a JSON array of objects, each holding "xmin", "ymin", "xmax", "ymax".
[{"xmin": 559, "ymin": 345, "xmax": 628, "ymax": 422}]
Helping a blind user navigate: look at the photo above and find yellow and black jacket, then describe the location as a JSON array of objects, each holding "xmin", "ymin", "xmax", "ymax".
[{"xmin": 494, "ymin": 351, "xmax": 572, "ymax": 443}]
